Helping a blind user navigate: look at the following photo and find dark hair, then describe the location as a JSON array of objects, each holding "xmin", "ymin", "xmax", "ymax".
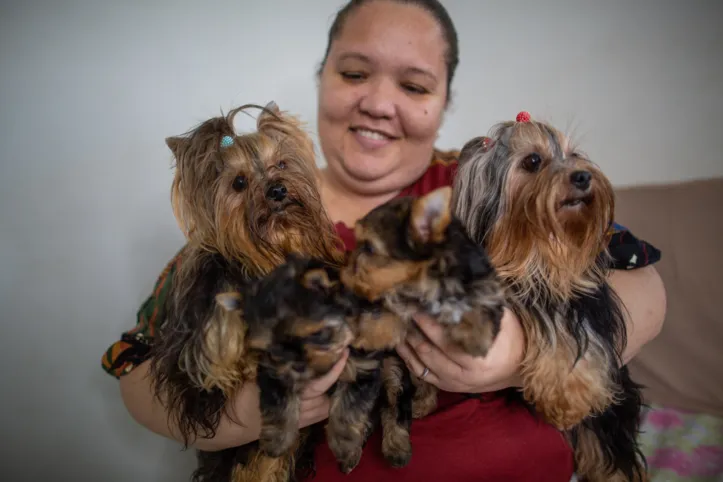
[{"xmin": 318, "ymin": 0, "xmax": 459, "ymax": 100}]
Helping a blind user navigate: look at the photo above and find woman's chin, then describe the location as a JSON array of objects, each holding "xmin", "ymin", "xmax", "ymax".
[{"xmin": 336, "ymin": 151, "xmax": 400, "ymax": 183}]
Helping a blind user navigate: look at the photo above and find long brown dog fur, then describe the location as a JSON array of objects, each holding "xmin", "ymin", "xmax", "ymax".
[
  {"xmin": 148, "ymin": 103, "xmax": 345, "ymax": 482},
  {"xmin": 452, "ymin": 116, "xmax": 647, "ymax": 481}
]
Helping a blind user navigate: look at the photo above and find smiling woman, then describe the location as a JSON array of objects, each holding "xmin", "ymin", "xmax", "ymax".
[
  {"xmin": 103, "ymin": 0, "xmax": 666, "ymax": 481},
  {"xmin": 316, "ymin": 0, "xmax": 454, "ymax": 227}
]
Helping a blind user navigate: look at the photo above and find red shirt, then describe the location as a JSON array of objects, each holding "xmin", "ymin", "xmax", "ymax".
[{"xmin": 304, "ymin": 152, "xmax": 575, "ymax": 481}]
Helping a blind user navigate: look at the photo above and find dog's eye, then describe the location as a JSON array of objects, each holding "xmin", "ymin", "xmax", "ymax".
[
  {"xmin": 307, "ymin": 327, "xmax": 333, "ymax": 345},
  {"xmin": 277, "ymin": 160, "xmax": 287, "ymax": 170},
  {"xmin": 360, "ymin": 241, "xmax": 375, "ymax": 255},
  {"xmin": 232, "ymin": 175, "xmax": 247, "ymax": 192},
  {"xmin": 521, "ymin": 153, "xmax": 543, "ymax": 173}
]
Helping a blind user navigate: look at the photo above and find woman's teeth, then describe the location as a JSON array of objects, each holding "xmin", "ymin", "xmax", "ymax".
[{"xmin": 356, "ymin": 129, "xmax": 389, "ymax": 141}]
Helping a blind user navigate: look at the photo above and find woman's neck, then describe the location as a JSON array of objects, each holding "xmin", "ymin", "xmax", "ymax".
[{"xmin": 319, "ymin": 169, "xmax": 401, "ymax": 227}]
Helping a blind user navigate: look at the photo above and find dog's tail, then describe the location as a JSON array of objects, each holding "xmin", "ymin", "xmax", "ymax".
[{"xmin": 571, "ymin": 365, "xmax": 647, "ymax": 481}]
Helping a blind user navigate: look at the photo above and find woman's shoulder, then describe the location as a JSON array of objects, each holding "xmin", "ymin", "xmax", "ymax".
[{"xmin": 398, "ymin": 148, "xmax": 460, "ymax": 197}]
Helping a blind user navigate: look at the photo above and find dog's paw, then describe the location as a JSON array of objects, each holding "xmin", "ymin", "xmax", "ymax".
[
  {"xmin": 334, "ymin": 447, "xmax": 363, "ymax": 474},
  {"xmin": 259, "ymin": 429, "xmax": 297, "ymax": 458},
  {"xmin": 411, "ymin": 383, "xmax": 438, "ymax": 419},
  {"xmin": 446, "ymin": 309, "xmax": 498, "ymax": 357},
  {"xmin": 382, "ymin": 425, "xmax": 412, "ymax": 468}
]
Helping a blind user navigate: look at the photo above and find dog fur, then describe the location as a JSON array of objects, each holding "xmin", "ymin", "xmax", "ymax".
[
  {"xmin": 339, "ymin": 186, "xmax": 506, "ymax": 470},
  {"xmin": 147, "ymin": 103, "xmax": 345, "ymax": 482},
  {"xmin": 451, "ymin": 116, "xmax": 647, "ymax": 481}
]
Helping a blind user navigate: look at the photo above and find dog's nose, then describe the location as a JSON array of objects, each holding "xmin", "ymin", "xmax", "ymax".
[
  {"xmin": 570, "ymin": 170, "xmax": 591, "ymax": 191},
  {"xmin": 266, "ymin": 183, "xmax": 287, "ymax": 202}
]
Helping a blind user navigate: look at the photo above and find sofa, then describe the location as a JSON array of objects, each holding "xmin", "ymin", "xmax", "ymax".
[{"xmin": 614, "ymin": 177, "xmax": 723, "ymax": 481}]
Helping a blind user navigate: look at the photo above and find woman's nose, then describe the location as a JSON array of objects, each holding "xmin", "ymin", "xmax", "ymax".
[{"xmin": 358, "ymin": 77, "xmax": 396, "ymax": 119}]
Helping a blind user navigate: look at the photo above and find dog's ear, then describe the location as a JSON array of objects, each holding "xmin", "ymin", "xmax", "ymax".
[
  {"xmin": 263, "ymin": 101, "xmax": 280, "ymax": 115},
  {"xmin": 257, "ymin": 101, "xmax": 281, "ymax": 126},
  {"xmin": 409, "ymin": 186, "xmax": 452, "ymax": 244},
  {"xmin": 458, "ymin": 136, "xmax": 494, "ymax": 165},
  {"xmin": 166, "ymin": 136, "xmax": 191, "ymax": 160}
]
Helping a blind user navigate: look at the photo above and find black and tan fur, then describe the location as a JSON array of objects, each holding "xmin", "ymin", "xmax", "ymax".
[
  {"xmin": 451, "ymin": 117, "xmax": 646, "ymax": 481},
  {"xmin": 325, "ymin": 283, "xmax": 409, "ymax": 474},
  {"xmin": 147, "ymin": 103, "xmax": 345, "ymax": 482},
  {"xmin": 210, "ymin": 251, "xmax": 408, "ymax": 476},
  {"xmin": 215, "ymin": 255, "xmax": 354, "ymax": 460},
  {"xmin": 339, "ymin": 186, "xmax": 506, "ymax": 469}
]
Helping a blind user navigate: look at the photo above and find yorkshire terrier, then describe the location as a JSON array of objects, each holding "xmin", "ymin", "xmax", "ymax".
[
  {"xmin": 339, "ymin": 186, "xmax": 507, "ymax": 469},
  {"xmin": 215, "ymin": 252, "xmax": 408, "ymax": 475},
  {"xmin": 214, "ymin": 254, "xmax": 354, "ymax": 459},
  {"xmin": 451, "ymin": 111, "xmax": 646, "ymax": 482},
  {"xmin": 147, "ymin": 102, "xmax": 345, "ymax": 482}
]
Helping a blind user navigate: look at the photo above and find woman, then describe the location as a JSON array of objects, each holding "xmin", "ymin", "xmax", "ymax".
[{"xmin": 104, "ymin": 0, "xmax": 666, "ymax": 480}]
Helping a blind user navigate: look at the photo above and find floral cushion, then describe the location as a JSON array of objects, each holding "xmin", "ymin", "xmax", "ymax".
[{"xmin": 639, "ymin": 403, "xmax": 723, "ymax": 481}]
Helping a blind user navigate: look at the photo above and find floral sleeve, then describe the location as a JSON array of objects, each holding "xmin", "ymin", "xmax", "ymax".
[
  {"xmin": 607, "ymin": 222, "xmax": 661, "ymax": 270},
  {"xmin": 100, "ymin": 247, "xmax": 185, "ymax": 378}
]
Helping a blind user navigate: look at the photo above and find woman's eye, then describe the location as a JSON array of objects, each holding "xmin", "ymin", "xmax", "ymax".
[
  {"xmin": 521, "ymin": 153, "xmax": 543, "ymax": 173},
  {"xmin": 277, "ymin": 160, "xmax": 287, "ymax": 170},
  {"xmin": 402, "ymin": 83, "xmax": 428, "ymax": 95},
  {"xmin": 232, "ymin": 175, "xmax": 247, "ymax": 192},
  {"xmin": 340, "ymin": 71, "xmax": 366, "ymax": 81}
]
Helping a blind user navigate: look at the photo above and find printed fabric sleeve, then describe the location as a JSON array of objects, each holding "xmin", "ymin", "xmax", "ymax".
[
  {"xmin": 607, "ymin": 222, "xmax": 661, "ymax": 270},
  {"xmin": 101, "ymin": 247, "xmax": 185, "ymax": 379}
]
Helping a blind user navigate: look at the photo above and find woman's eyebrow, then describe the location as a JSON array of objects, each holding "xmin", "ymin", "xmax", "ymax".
[{"xmin": 337, "ymin": 52, "xmax": 372, "ymax": 64}]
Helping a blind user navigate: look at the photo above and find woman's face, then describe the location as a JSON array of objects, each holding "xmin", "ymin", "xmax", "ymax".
[{"xmin": 317, "ymin": 0, "xmax": 449, "ymax": 196}]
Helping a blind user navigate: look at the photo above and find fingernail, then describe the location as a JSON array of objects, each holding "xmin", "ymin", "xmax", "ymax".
[{"xmin": 407, "ymin": 331, "xmax": 422, "ymax": 347}]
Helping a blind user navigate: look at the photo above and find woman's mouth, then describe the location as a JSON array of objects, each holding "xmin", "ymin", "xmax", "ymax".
[{"xmin": 350, "ymin": 127, "xmax": 395, "ymax": 149}]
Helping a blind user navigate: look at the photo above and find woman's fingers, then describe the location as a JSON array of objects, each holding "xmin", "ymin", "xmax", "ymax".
[
  {"xmin": 412, "ymin": 315, "xmax": 474, "ymax": 369},
  {"xmin": 411, "ymin": 314, "xmax": 451, "ymax": 352},
  {"xmin": 300, "ymin": 348, "xmax": 349, "ymax": 400},
  {"xmin": 299, "ymin": 397, "xmax": 330, "ymax": 427},
  {"xmin": 406, "ymin": 326, "xmax": 465, "ymax": 379},
  {"xmin": 396, "ymin": 341, "xmax": 441, "ymax": 386}
]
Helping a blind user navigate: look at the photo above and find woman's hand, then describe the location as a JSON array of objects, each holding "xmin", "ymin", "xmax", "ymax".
[
  {"xmin": 396, "ymin": 310, "xmax": 524, "ymax": 393},
  {"xmin": 224, "ymin": 348, "xmax": 349, "ymax": 447},
  {"xmin": 297, "ymin": 348, "xmax": 349, "ymax": 427}
]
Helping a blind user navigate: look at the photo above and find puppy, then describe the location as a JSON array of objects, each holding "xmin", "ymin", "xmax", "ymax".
[
  {"xmin": 210, "ymin": 250, "xmax": 406, "ymax": 476},
  {"xmin": 340, "ymin": 186, "xmax": 506, "ymax": 469},
  {"xmin": 451, "ymin": 111, "xmax": 647, "ymax": 482},
  {"xmin": 147, "ymin": 103, "xmax": 345, "ymax": 482},
  {"xmin": 214, "ymin": 255, "xmax": 354, "ymax": 459}
]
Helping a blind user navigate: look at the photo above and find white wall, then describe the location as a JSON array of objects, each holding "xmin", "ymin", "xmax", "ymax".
[{"xmin": 1, "ymin": 1, "xmax": 721, "ymax": 480}]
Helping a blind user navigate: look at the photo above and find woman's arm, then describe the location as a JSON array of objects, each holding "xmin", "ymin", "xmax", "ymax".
[
  {"xmin": 396, "ymin": 265, "xmax": 667, "ymax": 393},
  {"xmin": 609, "ymin": 265, "xmax": 667, "ymax": 364},
  {"xmin": 119, "ymin": 360, "xmax": 261, "ymax": 451},
  {"xmin": 107, "ymin": 249, "xmax": 346, "ymax": 451},
  {"xmin": 119, "ymin": 354, "xmax": 347, "ymax": 452}
]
